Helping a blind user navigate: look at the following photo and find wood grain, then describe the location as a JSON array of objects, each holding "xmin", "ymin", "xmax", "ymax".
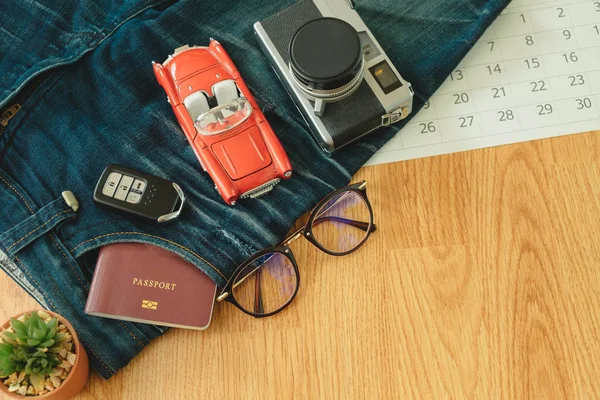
[{"xmin": 2, "ymin": 131, "xmax": 600, "ymax": 399}]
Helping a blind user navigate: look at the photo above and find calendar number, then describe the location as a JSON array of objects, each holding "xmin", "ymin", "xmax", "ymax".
[
  {"xmin": 520, "ymin": 13, "xmax": 526, "ymax": 23},
  {"xmin": 487, "ymin": 64, "xmax": 502, "ymax": 75},
  {"xmin": 525, "ymin": 35, "xmax": 534, "ymax": 46},
  {"xmin": 537, "ymin": 104, "xmax": 553, "ymax": 115},
  {"xmin": 595, "ymin": 1, "xmax": 600, "ymax": 12},
  {"xmin": 492, "ymin": 87, "xmax": 506, "ymax": 98},
  {"xmin": 576, "ymin": 98, "xmax": 592, "ymax": 109},
  {"xmin": 498, "ymin": 110, "xmax": 515, "ymax": 121},
  {"xmin": 420, "ymin": 122, "xmax": 436, "ymax": 134},
  {"xmin": 562, "ymin": 52, "xmax": 579, "ymax": 63},
  {"xmin": 459, "ymin": 116, "xmax": 474, "ymax": 128},
  {"xmin": 595, "ymin": 25, "xmax": 600, "ymax": 35},
  {"xmin": 453, "ymin": 93, "xmax": 470, "ymax": 104},
  {"xmin": 557, "ymin": 7, "xmax": 565, "ymax": 18},
  {"xmin": 525, "ymin": 58, "xmax": 540, "ymax": 69},
  {"xmin": 423, "ymin": 101, "xmax": 430, "ymax": 109},
  {"xmin": 530, "ymin": 80, "xmax": 547, "ymax": 92},
  {"xmin": 450, "ymin": 70, "xmax": 464, "ymax": 81},
  {"xmin": 569, "ymin": 75, "xmax": 585, "ymax": 86},
  {"xmin": 487, "ymin": 41, "xmax": 495, "ymax": 52},
  {"xmin": 563, "ymin": 29, "xmax": 572, "ymax": 40}
]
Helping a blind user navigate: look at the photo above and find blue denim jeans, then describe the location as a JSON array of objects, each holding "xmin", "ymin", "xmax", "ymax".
[{"xmin": 0, "ymin": 0, "xmax": 509, "ymax": 378}]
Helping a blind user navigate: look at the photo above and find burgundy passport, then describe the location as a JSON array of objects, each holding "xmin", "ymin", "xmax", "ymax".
[{"xmin": 85, "ymin": 243, "xmax": 217, "ymax": 330}]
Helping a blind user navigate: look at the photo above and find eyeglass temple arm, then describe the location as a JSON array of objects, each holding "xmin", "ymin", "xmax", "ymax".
[
  {"xmin": 254, "ymin": 266, "xmax": 264, "ymax": 315},
  {"xmin": 313, "ymin": 215, "xmax": 377, "ymax": 232}
]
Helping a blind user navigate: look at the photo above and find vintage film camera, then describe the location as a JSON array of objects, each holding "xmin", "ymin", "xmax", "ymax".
[{"xmin": 254, "ymin": 0, "xmax": 414, "ymax": 152}]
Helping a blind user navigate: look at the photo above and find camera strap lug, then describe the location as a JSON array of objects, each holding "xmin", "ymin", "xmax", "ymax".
[
  {"xmin": 314, "ymin": 99, "xmax": 326, "ymax": 117},
  {"xmin": 381, "ymin": 111, "xmax": 402, "ymax": 127}
]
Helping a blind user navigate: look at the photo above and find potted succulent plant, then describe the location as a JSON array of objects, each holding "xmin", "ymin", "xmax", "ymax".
[{"xmin": 0, "ymin": 310, "xmax": 89, "ymax": 399}]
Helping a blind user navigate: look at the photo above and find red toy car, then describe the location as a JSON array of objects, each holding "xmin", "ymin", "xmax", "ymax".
[{"xmin": 153, "ymin": 40, "xmax": 292, "ymax": 205}]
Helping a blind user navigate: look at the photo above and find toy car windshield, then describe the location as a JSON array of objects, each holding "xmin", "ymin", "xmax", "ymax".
[{"xmin": 195, "ymin": 97, "xmax": 252, "ymax": 136}]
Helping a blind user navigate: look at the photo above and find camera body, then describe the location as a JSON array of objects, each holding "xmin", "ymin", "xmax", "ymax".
[{"xmin": 254, "ymin": 0, "xmax": 413, "ymax": 153}]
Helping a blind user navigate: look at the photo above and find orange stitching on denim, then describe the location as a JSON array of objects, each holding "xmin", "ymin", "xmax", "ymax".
[
  {"xmin": 84, "ymin": 345, "xmax": 113, "ymax": 376},
  {"xmin": 48, "ymin": 234, "xmax": 86, "ymax": 288},
  {"xmin": 0, "ymin": 175, "xmax": 34, "ymax": 213},
  {"xmin": 7, "ymin": 210, "xmax": 72, "ymax": 252},
  {"xmin": 117, "ymin": 322, "xmax": 146, "ymax": 347},
  {"xmin": 14, "ymin": 257, "xmax": 114, "ymax": 376},
  {"xmin": 70, "ymin": 232, "xmax": 226, "ymax": 279}
]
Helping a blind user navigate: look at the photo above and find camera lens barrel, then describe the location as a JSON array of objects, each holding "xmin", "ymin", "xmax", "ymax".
[{"xmin": 289, "ymin": 17, "xmax": 364, "ymax": 106}]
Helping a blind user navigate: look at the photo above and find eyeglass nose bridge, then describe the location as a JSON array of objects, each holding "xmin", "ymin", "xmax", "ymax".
[{"xmin": 283, "ymin": 230, "xmax": 303, "ymax": 246}]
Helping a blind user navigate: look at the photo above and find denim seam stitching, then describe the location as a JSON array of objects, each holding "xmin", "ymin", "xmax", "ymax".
[
  {"xmin": 69, "ymin": 232, "xmax": 226, "ymax": 280},
  {"xmin": 116, "ymin": 321, "xmax": 147, "ymax": 348},
  {"xmin": 6, "ymin": 209, "xmax": 72, "ymax": 252},
  {"xmin": 0, "ymin": 175, "xmax": 34, "ymax": 213},
  {"xmin": 48, "ymin": 233, "xmax": 88, "ymax": 289},
  {"xmin": 13, "ymin": 256, "xmax": 114, "ymax": 376}
]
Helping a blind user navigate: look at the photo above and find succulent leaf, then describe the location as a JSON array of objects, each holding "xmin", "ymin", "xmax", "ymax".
[
  {"xmin": 0, "ymin": 359, "xmax": 17, "ymax": 377},
  {"xmin": 32, "ymin": 328, "xmax": 46, "ymax": 341},
  {"xmin": 9, "ymin": 319, "xmax": 26, "ymax": 336},
  {"xmin": 45, "ymin": 326, "xmax": 57, "ymax": 341},
  {"xmin": 0, "ymin": 343, "xmax": 13, "ymax": 358},
  {"xmin": 48, "ymin": 346, "xmax": 62, "ymax": 354},
  {"xmin": 32, "ymin": 350, "xmax": 46, "ymax": 358},
  {"xmin": 46, "ymin": 318, "xmax": 58, "ymax": 332},
  {"xmin": 26, "ymin": 314, "xmax": 38, "ymax": 338}
]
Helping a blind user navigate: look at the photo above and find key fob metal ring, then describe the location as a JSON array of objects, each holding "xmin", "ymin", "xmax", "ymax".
[{"xmin": 157, "ymin": 183, "xmax": 186, "ymax": 222}]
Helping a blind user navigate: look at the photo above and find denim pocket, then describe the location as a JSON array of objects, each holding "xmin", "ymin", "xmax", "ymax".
[{"xmin": 71, "ymin": 244, "xmax": 170, "ymax": 336}]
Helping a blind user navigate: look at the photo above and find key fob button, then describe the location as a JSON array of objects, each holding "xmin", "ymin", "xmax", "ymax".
[
  {"xmin": 102, "ymin": 172, "xmax": 122, "ymax": 197},
  {"xmin": 114, "ymin": 175, "xmax": 134, "ymax": 201},
  {"xmin": 132, "ymin": 179, "xmax": 146, "ymax": 194},
  {"xmin": 126, "ymin": 191, "xmax": 142, "ymax": 204}
]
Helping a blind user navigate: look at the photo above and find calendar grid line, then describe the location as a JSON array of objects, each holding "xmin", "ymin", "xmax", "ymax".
[
  {"xmin": 503, "ymin": 0, "xmax": 589, "ymax": 14},
  {"xmin": 377, "ymin": 114, "xmax": 600, "ymax": 154},
  {"xmin": 438, "ymin": 70, "xmax": 599, "ymax": 95},
  {"xmin": 407, "ymin": 97, "xmax": 600, "ymax": 136},
  {"xmin": 460, "ymin": 45, "xmax": 599, "ymax": 72},
  {"xmin": 473, "ymin": 27, "xmax": 600, "ymax": 48},
  {"xmin": 412, "ymin": 91, "xmax": 600, "ymax": 122}
]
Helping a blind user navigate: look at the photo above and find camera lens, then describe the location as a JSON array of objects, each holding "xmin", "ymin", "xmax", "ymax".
[{"xmin": 289, "ymin": 18, "xmax": 363, "ymax": 91}]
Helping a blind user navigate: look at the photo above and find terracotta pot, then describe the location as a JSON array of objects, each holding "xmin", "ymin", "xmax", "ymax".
[{"xmin": 0, "ymin": 310, "xmax": 89, "ymax": 400}]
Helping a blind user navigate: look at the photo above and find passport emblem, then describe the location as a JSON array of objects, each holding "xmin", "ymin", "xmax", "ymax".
[{"xmin": 142, "ymin": 300, "xmax": 158, "ymax": 310}]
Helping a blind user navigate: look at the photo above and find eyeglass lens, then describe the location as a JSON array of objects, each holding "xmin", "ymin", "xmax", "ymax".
[
  {"xmin": 311, "ymin": 190, "xmax": 372, "ymax": 254},
  {"xmin": 232, "ymin": 252, "xmax": 298, "ymax": 315}
]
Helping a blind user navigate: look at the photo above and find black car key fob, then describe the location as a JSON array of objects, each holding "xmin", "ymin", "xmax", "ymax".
[{"xmin": 93, "ymin": 164, "xmax": 185, "ymax": 223}]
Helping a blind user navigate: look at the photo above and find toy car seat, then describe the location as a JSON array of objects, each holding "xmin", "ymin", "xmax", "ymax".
[{"xmin": 184, "ymin": 91, "xmax": 210, "ymax": 121}]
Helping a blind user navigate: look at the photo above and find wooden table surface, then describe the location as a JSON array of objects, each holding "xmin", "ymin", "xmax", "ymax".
[{"xmin": 2, "ymin": 132, "xmax": 600, "ymax": 399}]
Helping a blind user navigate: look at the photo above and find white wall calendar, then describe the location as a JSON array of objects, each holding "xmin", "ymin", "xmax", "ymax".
[{"xmin": 368, "ymin": 0, "xmax": 600, "ymax": 165}]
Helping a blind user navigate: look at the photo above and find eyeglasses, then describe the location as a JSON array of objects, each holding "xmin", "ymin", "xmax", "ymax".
[{"xmin": 217, "ymin": 181, "xmax": 376, "ymax": 317}]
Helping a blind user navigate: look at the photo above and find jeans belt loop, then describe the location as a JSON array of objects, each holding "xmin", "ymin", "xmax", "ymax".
[{"xmin": 0, "ymin": 191, "xmax": 78, "ymax": 258}]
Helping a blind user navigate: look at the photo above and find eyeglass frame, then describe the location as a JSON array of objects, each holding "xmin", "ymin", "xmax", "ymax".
[{"xmin": 216, "ymin": 180, "xmax": 376, "ymax": 318}]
